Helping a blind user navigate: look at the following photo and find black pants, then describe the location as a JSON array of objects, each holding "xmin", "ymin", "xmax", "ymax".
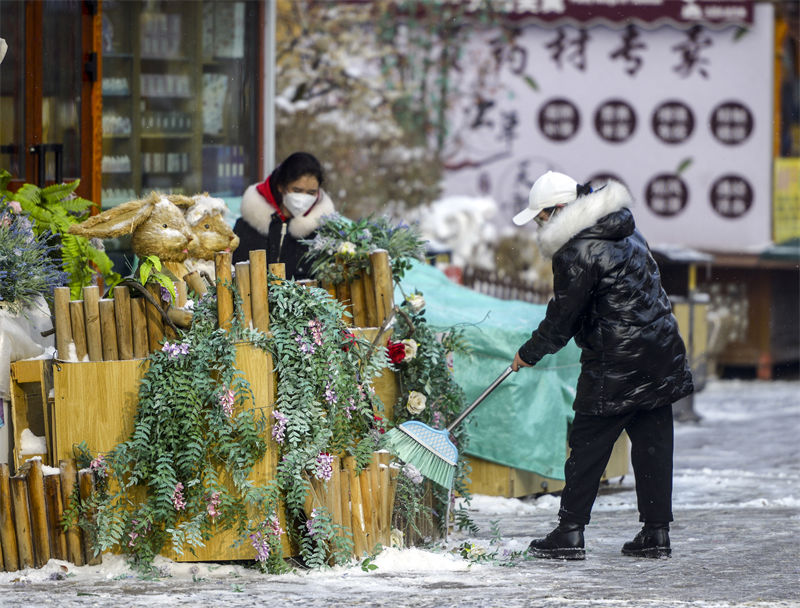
[{"xmin": 558, "ymin": 404, "xmax": 674, "ymax": 526}]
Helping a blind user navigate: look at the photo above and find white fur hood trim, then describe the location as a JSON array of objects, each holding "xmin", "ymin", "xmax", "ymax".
[
  {"xmin": 537, "ymin": 180, "xmax": 634, "ymax": 259},
  {"xmin": 240, "ymin": 183, "xmax": 335, "ymax": 239}
]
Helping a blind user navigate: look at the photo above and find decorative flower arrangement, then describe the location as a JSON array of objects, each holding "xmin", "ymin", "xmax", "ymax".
[
  {"xmin": 302, "ymin": 214, "xmax": 427, "ymax": 284},
  {"xmin": 0, "ymin": 196, "xmax": 67, "ymax": 314}
]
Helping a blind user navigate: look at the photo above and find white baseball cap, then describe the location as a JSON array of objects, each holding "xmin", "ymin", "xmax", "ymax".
[{"xmin": 512, "ymin": 171, "xmax": 578, "ymax": 226}]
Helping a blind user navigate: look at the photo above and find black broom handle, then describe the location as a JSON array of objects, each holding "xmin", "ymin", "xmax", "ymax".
[{"xmin": 446, "ymin": 366, "xmax": 513, "ymax": 432}]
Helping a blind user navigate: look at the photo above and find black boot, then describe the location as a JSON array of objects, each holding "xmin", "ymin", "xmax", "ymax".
[
  {"xmin": 622, "ymin": 523, "xmax": 671, "ymax": 558},
  {"xmin": 527, "ymin": 521, "xmax": 585, "ymax": 560}
]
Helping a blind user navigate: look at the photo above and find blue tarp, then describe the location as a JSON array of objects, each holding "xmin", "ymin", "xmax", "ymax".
[{"xmin": 397, "ymin": 261, "xmax": 581, "ymax": 480}]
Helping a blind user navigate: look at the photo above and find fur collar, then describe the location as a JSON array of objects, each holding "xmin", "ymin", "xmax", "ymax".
[
  {"xmin": 240, "ymin": 183, "xmax": 335, "ymax": 239},
  {"xmin": 536, "ymin": 180, "xmax": 633, "ymax": 259}
]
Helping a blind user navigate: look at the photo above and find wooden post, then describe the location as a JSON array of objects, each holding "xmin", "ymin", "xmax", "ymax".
[
  {"xmin": 82, "ymin": 286, "xmax": 103, "ymax": 361},
  {"xmin": 321, "ymin": 281, "xmax": 338, "ymax": 302},
  {"xmin": 215, "ymin": 252, "xmax": 234, "ymax": 331},
  {"xmin": 358, "ymin": 457, "xmax": 376, "ymax": 552},
  {"xmin": 377, "ymin": 451, "xmax": 392, "ymax": 547},
  {"xmin": 53, "ymin": 287, "xmax": 72, "ymax": 361},
  {"xmin": 362, "ymin": 270, "xmax": 379, "ymax": 327},
  {"xmin": 336, "ymin": 279, "xmax": 352, "ymax": 326},
  {"xmin": 174, "ymin": 280, "xmax": 187, "ymax": 308},
  {"xmin": 10, "ymin": 476, "xmax": 33, "ymax": 569},
  {"xmin": 343, "ymin": 457, "xmax": 367, "ymax": 558},
  {"xmin": 130, "ymin": 297, "xmax": 149, "ymax": 358},
  {"xmin": 44, "ymin": 474, "xmax": 67, "ymax": 561},
  {"xmin": 78, "ymin": 470, "xmax": 102, "ymax": 565},
  {"xmin": 349, "ymin": 274, "xmax": 368, "ymax": 328},
  {"xmin": 235, "ymin": 262, "xmax": 252, "ymax": 329},
  {"xmin": 184, "ymin": 270, "xmax": 208, "ymax": 297},
  {"xmin": 99, "ymin": 299, "xmax": 119, "ymax": 361},
  {"xmin": 329, "ymin": 456, "xmax": 343, "ymax": 531},
  {"xmin": 145, "ymin": 284, "xmax": 165, "ymax": 351},
  {"xmin": 249, "ymin": 250, "xmax": 269, "ymax": 332},
  {"xmin": 113, "ymin": 286, "xmax": 134, "ymax": 360},
  {"xmin": 338, "ymin": 463, "xmax": 351, "ymax": 548},
  {"xmin": 68, "ymin": 301, "xmax": 88, "ymax": 362},
  {"xmin": 27, "ymin": 459, "xmax": 50, "ymax": 568},
  {"xmin": 59, "ymin": 460, "xmax": 84, "ymax": 566},
  {"xmin": 0, "ymin": 464, "xmax": 19, "ymax": 572},
  {"xmin": 369, "ymin": 250, "xmax": 394, "ymax": 326},
  {"xmin": 268, "ymin": 263, "xmax": 286, "ymax": 284}
]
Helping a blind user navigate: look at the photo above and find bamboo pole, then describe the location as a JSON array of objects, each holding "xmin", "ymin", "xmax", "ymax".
[
  {"xmin": 68, "ymin": 301, "xmax": 88, "ymax": 362},
  {"xmin": 130, "ymin": 297, "xmax": 149, "ymax": 358},
  {"xmin": 78, "ymin": 470, "xmax": 102, "ymax": 565},
  {"xmin": 0, "ymin": 464, "xmax": 19, "ymax": 572},
  {"xmin": 268, "ymin": 263, "xmax": 286, "ymax": 284},
  {"xmin": 59, "ymin": 460, "xmax": 84, "ymax": 566},
  {"xmin": 336, "ymin": 279, "xmax": 352, "ymax": 326},
  {"xmin": 343, "ymin": 457, "xmax": 367, "ymax": 558},
  {"xmin": 44, "ymin": 474, "xmax": 67, "ymax": 561},
  {"xmin": 184, "ymin": 270, "xmax": 208, "ymax": 297},
  {"xmin": 249, "ymin": 250, "xmax": 268, "ymax": 332},
  {"xmin": 349, "ymin": 274, "xmax": 368, "ymax": 328},
  {"xmin": 53, "ymin": 287, "xmax": 72, "ymax": 361},
  {"xmin": 362, "ymin": 270, "xmax": 379, "ymax": 327},
  {"xmin": 215, "ymin": 252, "xmax": 234, "ymax": 331},
  {"xmin": 82, "ymin": 286, "xmax": 103, "ymax": 361},
  {"xmin": 10, "ymin": 476, "xmax": 33, "ymax": 570},
  {"xmin": 358, "ymin": 458, "xmax": 376, "ymax": 552},
  {"xmin": 369, "ymin": 250, "xmax": 394, "ymax": 326},
  {"xmin": 234, "ymin": 262, "xmax": 252, "ymax": 329},
  {"xmin": 99, "ymin": 299, "xmax": 119, "ymax": 361},
  {"xmin": 113, "ymin": 286, "xmax": 133, "ymax": 360},
  {"xmin": 377, "ymin": 452, "xmax": 392, "ymax": 547},
  {"xmin": 174, "ymin": 279, "xmax": 187, "ymax": 308},
  {"xmin": 145, "ymin": 284, "xmax": 165, "ymax": 351},
  {"xmin": 27, "ymin": 460, "xmax": 50, "ymax": 568}
]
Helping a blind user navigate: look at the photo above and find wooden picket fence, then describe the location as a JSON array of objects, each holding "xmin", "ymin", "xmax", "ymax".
[
  {"xmin": 462, "ymin": 265, "xmax": 552, "ymax": 304},
  {"xmin": 0, "ymin": 459, "xmax": 99, "ymax": 572}
]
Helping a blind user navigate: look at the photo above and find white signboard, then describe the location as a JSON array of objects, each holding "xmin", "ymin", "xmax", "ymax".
[{"xmin": 441, "ymin": 3, "xmax": 774, "ymax": 252}]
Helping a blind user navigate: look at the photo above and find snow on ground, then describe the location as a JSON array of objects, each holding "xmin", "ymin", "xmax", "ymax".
[{"xmin": 1, "ymin": 379, "xmax": 798, "ymax": 607}]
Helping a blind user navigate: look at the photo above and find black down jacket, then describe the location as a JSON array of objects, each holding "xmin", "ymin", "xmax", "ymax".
[{"xmin": 518, "ymin": 180, "xmax": 693, "ymax": 416}]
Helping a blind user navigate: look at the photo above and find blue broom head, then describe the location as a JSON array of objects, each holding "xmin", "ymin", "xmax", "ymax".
[{"xmin": 397, "ymin": 420, "xmax": 458, "ymax": 466}]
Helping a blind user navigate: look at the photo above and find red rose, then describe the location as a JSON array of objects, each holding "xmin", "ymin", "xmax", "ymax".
[
  {"xmin": 342, "ymin": 330, "xmax": 357, "ymax": 352},
  {"xmin": 386, "ymin": 340, "xmax": 405, "ymax": 364}
]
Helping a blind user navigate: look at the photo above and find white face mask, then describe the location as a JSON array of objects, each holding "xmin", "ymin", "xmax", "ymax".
[{"xmin": 283, "ymin": 192, "xmax": 317, "ymax": 217}]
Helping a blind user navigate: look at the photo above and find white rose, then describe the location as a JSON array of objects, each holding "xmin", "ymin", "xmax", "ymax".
[
  {"xmin": 390, "ymin": 528, "xmax": 404, "ymax": 549},
  {"xmin": 406, "ymin": 390, "xmax": 426, "ymax": 415},
  {"xmin": 401, "ymin": 339, "xmax": 418, "ymax": 361},
  {"xmin": 337, "ymin": 241, "xmax": 357, "ymax": 256},
  {"xmin": 406, "ymin": 293, "xmax": 425, "ymax": 313}
]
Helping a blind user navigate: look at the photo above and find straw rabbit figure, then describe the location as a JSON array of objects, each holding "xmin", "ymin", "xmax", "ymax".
[
  {"xmin": 68, "ymin": 192, "xmax": 197, "ymax": 279},
  {"xmin": 168, "ymin": 193, "xmax": 240, "ymax": 280}
]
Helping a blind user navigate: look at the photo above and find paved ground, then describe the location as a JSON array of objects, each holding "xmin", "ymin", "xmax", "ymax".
[{"xmin": 1, "ymin": 379, "xmax": 798, "ymax": 607}]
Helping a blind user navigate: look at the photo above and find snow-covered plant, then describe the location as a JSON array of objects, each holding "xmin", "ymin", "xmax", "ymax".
[
  {"xmin": 302, "ymin": 213, "xmax": 426, "ymax": 285},
  {"xmin": 0, "ymin": 196, "xmax": 67, "ymax": 314}
]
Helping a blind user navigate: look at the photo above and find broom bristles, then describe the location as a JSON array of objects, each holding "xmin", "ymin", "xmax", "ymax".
[{"xmin": 385, "ymin": 427, "xmax": 456, "ymax": 489}]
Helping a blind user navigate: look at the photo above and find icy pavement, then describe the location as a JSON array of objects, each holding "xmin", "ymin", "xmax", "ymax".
[{"xmin": 1, "ymin": 379, "xmax": 798, "ymax": 608}]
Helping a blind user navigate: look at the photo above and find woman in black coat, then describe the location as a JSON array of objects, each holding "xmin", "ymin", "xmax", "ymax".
[
  {"xmin": 233, "ymin": 152, "xmax": 335, "ymax": 279},
  {"xmin": 511, "ymin": 171, "xmax": 693, "ymax": 561}
]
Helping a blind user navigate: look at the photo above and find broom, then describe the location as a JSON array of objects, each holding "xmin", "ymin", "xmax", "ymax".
[{"xmin": 384, "ymin": 366, "xmax": 513, "ymax": 489}]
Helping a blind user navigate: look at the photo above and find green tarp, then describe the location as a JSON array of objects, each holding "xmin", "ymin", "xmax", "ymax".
[{"xmin": 397, "ymin": 261, "xmax": 581, "ymax": 480}]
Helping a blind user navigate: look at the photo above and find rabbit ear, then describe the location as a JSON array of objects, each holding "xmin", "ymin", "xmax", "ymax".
[
  {"xmin": 166, "ymin": 194, "xmax": 195, "ymax": 209},
  {"xmin": 68, "ymin": 196, "xmax": 154, "ymax": 239}
]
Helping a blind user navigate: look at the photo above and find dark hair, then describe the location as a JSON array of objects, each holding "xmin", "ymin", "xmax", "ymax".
[{"xmin": 271, "ymin": 152, "xmax": 324, "ymax": 192}]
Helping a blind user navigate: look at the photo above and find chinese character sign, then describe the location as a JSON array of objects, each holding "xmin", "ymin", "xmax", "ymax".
[{"xmin": 441, "ymin": 3, "xmax": 774, "ymax": 251}]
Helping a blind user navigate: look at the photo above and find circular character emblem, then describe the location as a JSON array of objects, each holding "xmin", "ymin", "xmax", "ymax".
[
  {"xmin": 538, "ymin": 98, "xmax": 581, "ymax": 142},
  {"xmin": 709, "ymin": 101, "xmax": 753, "ymax": 145},
  {"xmin": 645, "ymin": 173, "xmax": 689, "ymax": 217},
  {"xmin": 651, "ymin": 100, "xmax": 695, "ymax": 144},
  {"xmin": 710, "ymin": 174, "xmax": 753, "ymax": 218},
  {"xmin": 594, "ymin": 99, "xmax": 637, "ymax": 144}
]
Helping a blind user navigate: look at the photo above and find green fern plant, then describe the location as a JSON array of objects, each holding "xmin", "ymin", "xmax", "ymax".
[{"xmin": 0, "ymin": 169, "xmax": 120, "ymax": 299}]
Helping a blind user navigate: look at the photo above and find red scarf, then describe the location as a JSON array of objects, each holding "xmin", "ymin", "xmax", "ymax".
[{"xmin": 255, "ymin": 176, "xmax": 287, "ymax": 222}]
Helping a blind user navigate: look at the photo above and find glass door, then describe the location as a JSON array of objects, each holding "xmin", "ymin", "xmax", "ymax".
[{"xmin": 0, "ymin": 0, "xmax": 85, "ymax": 190}]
